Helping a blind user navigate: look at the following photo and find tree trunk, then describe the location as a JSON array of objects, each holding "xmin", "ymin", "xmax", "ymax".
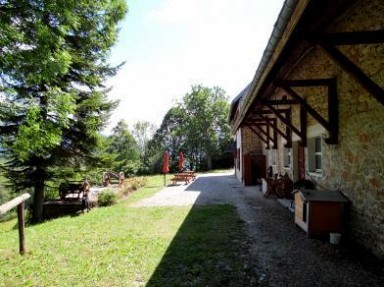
[{"xmin": 31, "ymin": 167, "xmax": 46, "ymax": 223}]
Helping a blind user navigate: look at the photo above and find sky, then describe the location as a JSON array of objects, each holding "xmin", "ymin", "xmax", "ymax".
[{"xmin": 106, "ymin": 0, "xmax": 285, "ymax": 133}]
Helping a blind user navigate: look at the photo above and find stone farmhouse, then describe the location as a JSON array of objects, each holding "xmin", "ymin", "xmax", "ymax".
[{"xmin": 229, "ymin": 0, "xmax": 384, "ymax": 259}]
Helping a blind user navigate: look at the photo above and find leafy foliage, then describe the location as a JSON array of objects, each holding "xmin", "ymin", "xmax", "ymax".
[
  {"xmin": 106, "ymin": 120, "xmax": 140, "ymax": 176},
  {"xmin": 98, "ymin": 189, "xmax": 118, "ymax": 206},
  {"xmin": 148, "ymin": 85, "xmax": 232, "ymax": 172}
]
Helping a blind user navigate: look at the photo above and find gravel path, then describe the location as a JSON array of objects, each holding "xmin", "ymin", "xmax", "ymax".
[{"xmin": 133, "ymin": 171, "xmax": 384, "ymax": 286}]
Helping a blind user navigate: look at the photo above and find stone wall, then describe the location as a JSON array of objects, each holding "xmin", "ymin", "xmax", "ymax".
[
  {"xmin": 241, "ymin": 126, "xmax": 263, "ymax": 155},
  {"xmin": 235, "ymin": 0, "xmax": 384, "ymax": 258},
  {"xmin": 269, "ymin": 0, "xmax": 384, "ymax": 258}
]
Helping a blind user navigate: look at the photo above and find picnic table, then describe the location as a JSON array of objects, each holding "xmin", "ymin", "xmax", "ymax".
[
  {"xmin": 183, "ymin": 170, "xmax": 196, "ymax": 181},
  {"xmin": 170, "ymin": 171, "xmax": 197, "ymax": 185}
]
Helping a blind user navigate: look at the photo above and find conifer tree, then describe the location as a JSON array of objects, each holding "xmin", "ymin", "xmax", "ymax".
[{"xmin": 0, "ymin": 0, "xmax": 127, "ymax": 222}]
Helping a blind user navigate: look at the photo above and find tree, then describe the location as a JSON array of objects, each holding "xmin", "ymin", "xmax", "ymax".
[
  {"xmin": 107, "ymin": 120, "xmax": 140, "ymax": 175},
  {"xmin": 148, "ymin": 85, "xmax": 232, "ymax": 172},
  {"xmin": 132, "ymin": 121, "xmax": 156, "ymax": 167},
  {"xmin": 179, "ymin": 85, "xmax": 231, "ymax": 170},
  {"xmin": 146, "ymin": 107, "xmax": 185, "ymax": 173},
  {"xmin": 0, "ymin": 0, "xmax": 127, "ymax": 222}
]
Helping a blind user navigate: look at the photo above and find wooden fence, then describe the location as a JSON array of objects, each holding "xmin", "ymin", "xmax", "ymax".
[{"xmin": 0, "ymin": 193, "xmax": 31, "ymax": 255}]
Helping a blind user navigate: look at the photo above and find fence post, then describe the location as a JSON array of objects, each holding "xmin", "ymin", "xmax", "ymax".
[
  {"xmin": 17, "ymin": 201, "xmax": 26, "ymax": 255},
  {"xmin": 0, "ymin": 193, "xmax": 31, "ymax": 255}
]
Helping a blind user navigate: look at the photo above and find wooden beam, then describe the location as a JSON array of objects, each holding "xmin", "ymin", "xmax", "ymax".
[
  {"xmin": 0, "ymin": 193, "xmax": 31, "ymax": 215},
  {"xmin": 266, "ymin": 122, "xmax": 272, "ymax": 149},
  {"xmin": 318, "ymin": 41, "xmax": 384, "ymax": 106},
  {"xmin": 280, "ymin": 84, "xmax": 330, "ymax": 130},
  {"xmin": 266, "ymin": 104, "xmax": 303, "ymax": 145},
  {"xmin": 246, "ymin": 125, "xmax": 269, "ymax": 146},
  {"xmin": 271, "ymin": 119, "xmax": 278, "ymax": 149},
  {"xmin": 281, "ymin": 78, "xmax": 339, "ymax": 144},
  {"xmin": 252, "ymin": 123, "xmax": 274, "ymax": 149},
  {"xmin": 323, "ymin": 30, "xmax": 384, "ymax": 45},
  {"xmin": 326, "ymin": 77, "xmax": 339, "ymax": 144},
  {"xmin": 300, "ymin": 102, "xmax": 307, "ymax": 147},
  {"xmin": 259, "ymin": 115, "xmax": 287, "ymax": 142},
  {"xmin": 260, "ymin": 99, "xmax": 299, "ymax": 105},
  {"xmin": 282, "ymin": 78, "xmax": 331, "ymax": 87},
  {"xmin": 284, "ymin": 109, "xmax": 292, "ymax": 148},
  {"xmin": 249, "ymin": 108, "xmax": 290, "ymax": 115},
  {"xmin": 252, "ymin": 123, "xmax": 270, "ymax": 139}
]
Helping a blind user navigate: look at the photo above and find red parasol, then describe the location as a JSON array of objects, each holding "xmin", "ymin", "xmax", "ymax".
[
  {"xmin": 178, "ymin": 152, "xmax": 184, "ymax": 172},
  {"xmin": 162, "ymin": 151, "xmax": 169, "ymax": 174}
]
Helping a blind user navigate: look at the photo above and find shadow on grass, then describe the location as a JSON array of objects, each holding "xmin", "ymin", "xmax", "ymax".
[{"xmin": 146, "ymin": 174, "xmax": 258, "ymax": 286}]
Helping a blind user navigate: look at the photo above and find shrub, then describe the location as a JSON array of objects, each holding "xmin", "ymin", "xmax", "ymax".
[
  {"xmin": 124, "ymin": 176, "xmax": 148, "ymax": 191},
  {"xmin": 119, "ymin": 185, "xmax": 132, "ymax": 197},
  {"xmin": 44, "ymin": 186, "xmax": 59, "ymax": 201},
  {"xmin": 98, "ymin": 190, "xmax": 118, "ymax": 207}
]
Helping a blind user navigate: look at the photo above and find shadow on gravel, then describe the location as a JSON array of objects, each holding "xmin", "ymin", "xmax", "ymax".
[
  {"xmin": 146, "ymin": 174, "xmax": 258, "ymax": 286},
  {"xmin": 146, "ymin": 173, "xmax": 384, "ymax": 287}
]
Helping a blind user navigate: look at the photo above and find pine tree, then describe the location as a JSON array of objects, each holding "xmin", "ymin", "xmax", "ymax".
[{"xmin": 0, "ymin": 0, "xmax": 127, "ymax": 222}]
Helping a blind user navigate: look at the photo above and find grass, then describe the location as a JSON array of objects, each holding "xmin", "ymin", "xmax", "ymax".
[{"xmin": 0, "ymin": 173, "xmax": 255, "ymax": 286}]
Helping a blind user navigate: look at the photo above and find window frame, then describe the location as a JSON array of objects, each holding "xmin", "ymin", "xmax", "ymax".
[
  {"xmin": 283, "ymin": 146, "xmax": 292, "ymax": 169},
  {"xmin": 308, "ymin": 136, "xmax": 323, "ymax": 176}
]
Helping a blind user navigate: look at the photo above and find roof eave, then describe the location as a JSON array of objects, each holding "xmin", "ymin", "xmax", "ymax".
[{"xmin": 232, "ymin": 0, "xmax": 310, "ymax": 133}]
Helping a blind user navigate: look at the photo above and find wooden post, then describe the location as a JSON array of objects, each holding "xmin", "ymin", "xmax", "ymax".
[
  {"xmin": 0, "ymin": 193, "xmax": 31, "ymax": 255},
  {"xmin": 17, "ymin": 202, "xmax": 26, "ymax": 255}
]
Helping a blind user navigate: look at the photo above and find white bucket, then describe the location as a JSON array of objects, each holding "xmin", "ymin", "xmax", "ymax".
[{"xmin": 330, "ymin": 233, "xmax": 342, "ymax": 245}]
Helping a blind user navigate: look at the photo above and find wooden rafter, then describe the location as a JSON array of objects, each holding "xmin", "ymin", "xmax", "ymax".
[
  {"xmin": 252, "ymin": 123, "xmax": 273, "ymax": 149},
  {"xmin": 318, "ymin": 40, "xmax": 384, "ymax": 106},
  {"xmin": 259, "ymin": 115, "xmax": 285, "ymax": 144},
  {"xmin": 280, "ymin": 84, "xmax": 330, "ymax": 129},
  {"xmin": 322, "ymin": 30, "xmax": 384, "ymax": 45},
  {"xmin": 282, "ymin": 78, "xmax": 331, "ymax": 87},
  {"xmin": 327, "ymin": 77, "xmax": 338, "ymax": 144},
  {"xmin": 255, "ymin": 119, "xmax": 278, "ymax": 149},
  {"xmin": 278, "ymin": 78, "xmax": 338, "ymax": 144},
  {"xmin": 247, "ymin": 111, "xmax": 289, "ymax": 149},
  {"xmin": 300, "ymin": 103, "xmax": 307, "ymax": 147},
  {"xmin": 248, "ymin": 108, "xmax": 290, "ymax": 116},
  {"xmin": 246, "ymin": 125, "xmax": 269, "ymax": 146},
  {"xmin": 261, "ymin": 99, "xmax": 298, "ymax": 105},
  {"xmin": 259, "ymin": 97, "xmax": 299, "ymax": 146},
  {"xmin": 265, "ymin": 104, "xmax": 301, "ymax": 148}
]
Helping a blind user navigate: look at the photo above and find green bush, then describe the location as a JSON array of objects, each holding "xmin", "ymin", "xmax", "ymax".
[
  {"xmin": 44, "ymin": 186, "xmax": 59, "ymax": 201},
  {"xmin": 0, "ymin": 188, "xmax": 11, "ymax": 205},
  {"xmin": 98, "ymin": 190, "xmax": 118, "ymax": 207},
  {"xmin": 125, "ymin": 176, "xmax": 148, "ymax": 191},
  {"xmin": 121, "ymin": 160, "xmax": 141, "ymax": 177}
]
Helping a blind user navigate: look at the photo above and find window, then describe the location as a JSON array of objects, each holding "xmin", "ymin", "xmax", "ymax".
[
  {"xmin": 283, "ymin": 147, "xmax": 291, "ymax": 168},
  {"xmin": 308, "ymin": 136, "xmax": 322, "ymax": 173}
]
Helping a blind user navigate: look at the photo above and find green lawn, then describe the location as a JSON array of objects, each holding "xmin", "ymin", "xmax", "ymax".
[{"xmin": 0, "ymin": 174, "xmax": 255, "ymax": 286}]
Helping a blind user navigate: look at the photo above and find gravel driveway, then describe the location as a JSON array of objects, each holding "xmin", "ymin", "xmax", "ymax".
[{"xmin": 133, "ymin": 171, "xmax": 384, "ymax": 286}]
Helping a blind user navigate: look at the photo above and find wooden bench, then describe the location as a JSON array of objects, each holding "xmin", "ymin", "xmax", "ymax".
[
  {"xmin": 171, "ymin": 173, "xmax": 190, "ymax": 185},
  {"xmin": 59, "ymin": 180, "xmax": 90, "ymax": 200}
]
